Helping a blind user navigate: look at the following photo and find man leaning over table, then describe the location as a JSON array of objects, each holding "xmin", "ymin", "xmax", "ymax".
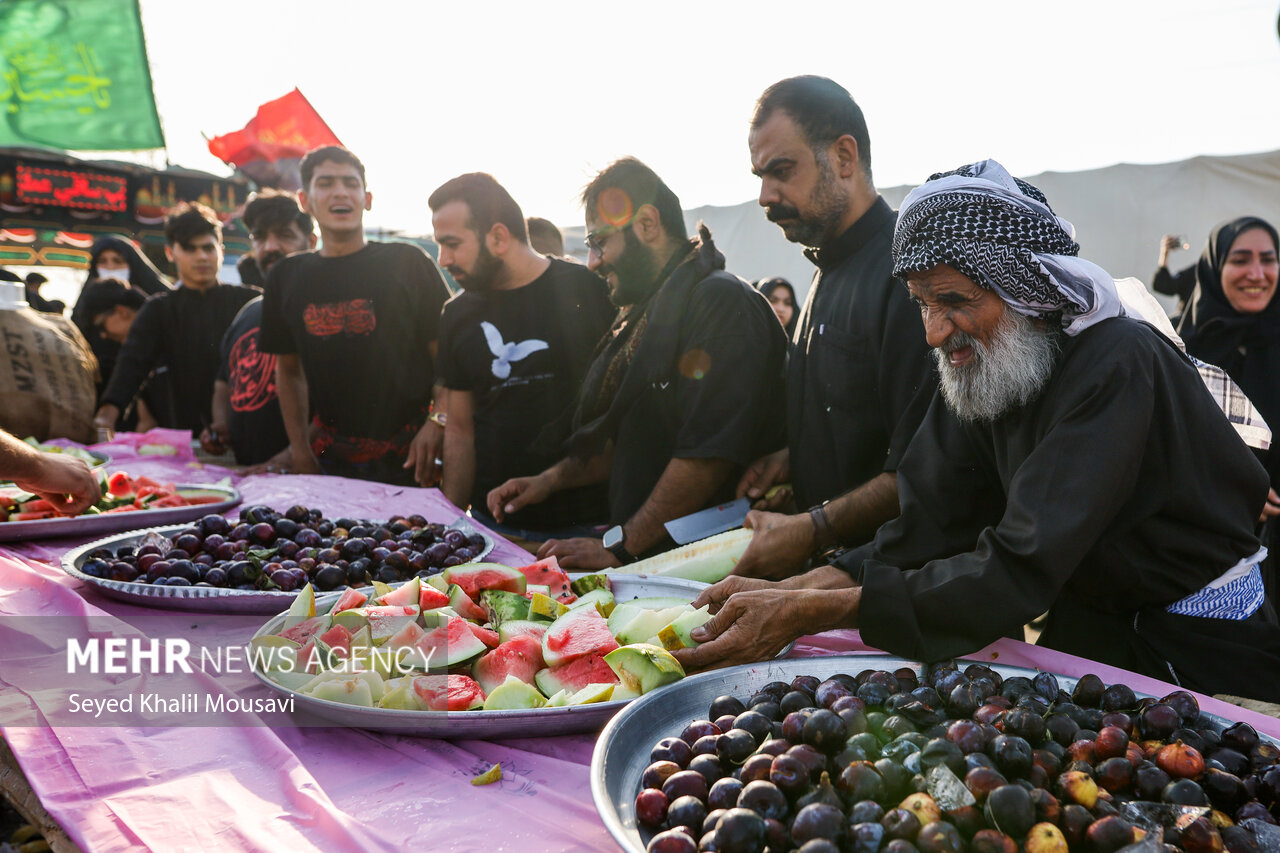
[{"xmin": 674, "ymin": 160, "xmax": 1280, "ymax": 703}]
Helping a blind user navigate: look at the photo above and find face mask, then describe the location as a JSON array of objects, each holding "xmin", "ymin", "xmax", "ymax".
[{"xmin": 96, "ymin": 265, "xmax": 130, "ymax": 283}]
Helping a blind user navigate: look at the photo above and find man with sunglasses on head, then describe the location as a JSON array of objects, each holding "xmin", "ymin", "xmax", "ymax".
[{"xmin": 487, "ymin": 158, "xmax": 786, "ymax": 569}]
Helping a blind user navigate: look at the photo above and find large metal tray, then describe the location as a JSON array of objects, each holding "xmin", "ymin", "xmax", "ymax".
[
  {"xmin": 0, "ymin": 482, "xmax": 238, "ymax": 542},
  {"xmin": 60, "ymin": 516, "xmax": 494, "ymax": 613},
  {"xmin": 591, "ymin": 655, "xmax": 1280, "ymax": 853},
  {"xmin": 251, "ymin": 575, "xmax": 719, "ymax": 738}
]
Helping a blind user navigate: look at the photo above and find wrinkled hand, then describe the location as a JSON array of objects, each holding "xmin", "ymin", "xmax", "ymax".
[
  {"xmin": 732, "ymin": 510, "xmax": 814, "ymax": 579},
  {"xmin": 673, "ymin": 586, "xmax": 822, "ymax": 672},
  {"xmin": 198, "ymin": 423, "xmax": 228, "ymax": 455},
  {"xmin": 403, "ymin": 421, "xmax": 444, "ymax": 487},
  {"xmin": 15, "ymin": 454, "xmax": 101, "ymax": 516},
  {"xmin": 690, "ymin": 573, "xmax": 780, "ymax": 613},
  {"xmin": 536, "ymin": 537, "xmax": 620, "ymax": 570},
  {"xmin": 487, "ymin": 475, "xmax": 551, "ymax": 523},
  {"xmin": 736, "ymin": 449, "xmax": 790, "ymax": 508},
  {"xmin": 1260, "ymin": 488, "xmax": 1280, "ymax": 522}
]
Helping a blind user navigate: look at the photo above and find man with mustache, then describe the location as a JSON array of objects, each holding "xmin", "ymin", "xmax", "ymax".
[
  {"xmin": 200, "ymin": 190, "xmax": 316, "ymax": 467},
  {"xmin": 487, "ymin": 158, "xmax": 786, "ymax": 568},
  {"xmin": 428, "ymin": 173, "xmax": 614, "ymax": 540},
  {"xmin": 674, "ymin": 161, "xmax": 1280, "ymax": 703},
  {"xmin": 732, "ymin": 76, "xmax": 936, "ymax": 579}
]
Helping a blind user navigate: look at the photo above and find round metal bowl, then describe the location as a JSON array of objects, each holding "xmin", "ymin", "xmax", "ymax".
[
  {"xmin": 0, "ymin": 482, "xmax": 237, "ymax": 543},
  {"xmin": 60, "ymin": 515, "xmax": 494, "ymax": 613},
  {"xmin": 590, "ymin": 654, "xmax": 1280, "ymax": 853},
  {"xmin": 250, "ymin": 574, "xmax": 746, "ymax": 738}
]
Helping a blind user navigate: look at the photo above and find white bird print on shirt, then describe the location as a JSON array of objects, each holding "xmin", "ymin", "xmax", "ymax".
[{"xmin": 482, "ymin": 321, "xmax": 549, "ymax": 380}]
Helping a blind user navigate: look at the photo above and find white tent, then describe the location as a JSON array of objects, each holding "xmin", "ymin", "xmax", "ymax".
[{"xmin": 570, "ymin": 149, "xmax": 1280, "ymax": 313}]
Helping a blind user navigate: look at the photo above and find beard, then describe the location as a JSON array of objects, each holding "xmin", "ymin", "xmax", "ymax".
[
  {"xmin": 934, "ymin": 308, "xmax": 1061, "ymax": 422},
  {"xmin": 449, "ymin": 242, "xmax": 504, "ymax": 292},
  {"xmin": 765, "ymin": 151, "xmax": 850, "ymax": 248},
  {"xmin": 599, "ymin": 228, "xmax": 662, "ymax": 307}
]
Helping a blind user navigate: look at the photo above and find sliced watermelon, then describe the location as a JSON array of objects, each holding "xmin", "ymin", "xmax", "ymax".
[
  {"xmin": 465, "ymin": 622, "xmax": 500, "ymax": 649},
  {"xmin": 413, "ymin": 674, "xmax": 486, "ymax": 711},
  {"xmin": 297, "ymin": 639, "xmax": 319, "ymax": 674},
  {"xmin": 415, "ymin": 616, "xmax": 487, "ymax": 668},
  {"xmin": 106, "ymin": 471, "xmax": 136, "ymax": 498},
  {"xmin": 419, "ymin": 584, "xmax": 450, "ymax": 611},
  {"xmin": 277, "ymin": 614, "xmax": 331, "ymax": 646},
  {"xmin": 514, "ymin": 557, "xmax": 575, "ymax": 603},
  {"xmin": 364, "ymin": 605, "xmax": 420, "ymax": 644},
  {"xmin": 447, "ymin": 584, "xmax": 487, "ymax": 621},
  {"xmin": 497, "ymin": 619, "xmax": 550, "ymax": 645},
  {"xmin": 541, "ymin": 606, "xmax": 619, "ymax": 668},
  {"xmin": 377, "ymin": 577, "xmax": 420, "ymax": 607},
  {"xmin": 441, "ymin": 562, "xmax": 526, "ymax": 601},
  {"xmin": 12, "ymin": 511, "xmax": 57, "ymax": 521},
  {"xmin": 472, "ymin": 636, "xmax": 544, "ymax": 694},
  {"xmin": 318, "ymin": 624, "xmax": 353, "ymax": 659},
  {"xmin": 534, "ymin": 652, "xmax": 619, "ymax": 697},
  {"xmin": 332, "ymin": 587, "xmax": 369, "ymax": 613},
  {"xmin": 387, "ymin": 620, "xmax": 427, "ymax": 651}
]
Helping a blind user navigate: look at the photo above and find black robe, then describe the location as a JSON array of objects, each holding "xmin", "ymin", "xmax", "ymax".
[{"xmin": 837, "ymin": 317, "xmax": 1280, "ymax": 701}]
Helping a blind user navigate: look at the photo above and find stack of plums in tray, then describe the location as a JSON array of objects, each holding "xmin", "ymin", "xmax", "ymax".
[
  {"xmin": 77, "ymin": 505, "xmax": 488, "ymax": 592},
  {"xmin": 634, "ymin": 663, "xmax": 1280, "ymax": 853}
]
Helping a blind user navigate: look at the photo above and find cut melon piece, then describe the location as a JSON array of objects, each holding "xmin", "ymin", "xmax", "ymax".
[
  {"xmin": 447, "ymin": 584, "xmax": 487, "ymax": 621},
  {"xmin": 482, "ymin": 674, "xmax": 547, "ymax": 710},
  {"xmin": 378, "ymin": 682, "xmax": 418, "ymax": 710},
  {"xmin": 657, "ymin": 606, "xmax": 713, "ymax": 650},
  {"xmin": 309, "ymin": 676, "xmax": 373, "ymax": 707},
  {"xmin": 331, "ymin": 587, "xmax": 368, "ymax": 613},
  {"xmin": 376, "ymin": 577, "xmax": 420, "ymax": 607},
  {"xmin": 465, "ymin": 622, "xmax": 500, "ymax": 649},
  {"xmin": 529, "ymin": 592, "xmax": 569, "ymax": 620},
  {"xmin": 570, "ymin": 573, "xmax": 611, "ymax": 597},
  {"xmin": 442, "ymin": 562, "xmax": 526, "ymax": 601},
  {"xmin": 605, "ymin": 643, "xmax": 685, "ymax": 695},
  {"xmin": 419, "ymin": 584, "xmax": 450, "ymax": 611},
  {"xmin": 424, "ymin": 574, "xmax": 449, "ymax": 594},
  {"xmin": 568, "ymin": 588, "xmax": 614, "ymax": 617},
  {"xmin": 608, "ymin": 528, "xmax": 752, "ymax": 583},
  {"xmin": 472, "ymin": 635, "xmax": 544, "ymax": 694},
  {"xmin": 514, "ymin": 557, "xmax": 574, "ymax": 602},
  {"xmin": 533, "ymin": 652, "xmax": 619, "ymax": 697},
  {"xmin": 415, "ymin": 616, "xmax": 487, "ymax": 668},
  {"xmin": 498, "ymin": 619, "xmax": 549, "ymax": 645},
  {"xmin": 606, "ymin": 596, "xmax": 696, "ymax": 635},
  {"xmin": 349, "ymin": 625, "xmax": 372, "ymax": 649},
  {"xmin": 387, "ymin": 620, "xmax": 427, "ymax": 651},
  {"xmin": 522, "ymin": 583, "xmax": 550, "ymax": 600},
  {"xmin": 331, "ymin": 608, "xmax": 369, "ymax": 633},
  {"xmin": 277, "ymin": 614, "xmax": 331, "ymax": 646},
  {"xmin": 544, "ymin": 689, "xmax": 571, "ymax": 707},
  {"xmin": 614, "ymin": 606, "xmax": 687, "ymax": 645},
  {"xmin": 318, "ymin": 624, "xmax": 353, "ymax": 659},
  {"xmin": 281, "ymin": 584, "xmax": 316, "ymax": 630},
  {"xmin": 267, "ymin": 669, "xmax": 314, "ymax": 691},
  {"xmin": 249, "ymin": 635, "xmax": 298, "ymax": 674},
  {"xmin": 566, "ymin": 683, "xmax": 616, "ymax": 705},
  {"xmin": 413, "ymin": 674, "xmax": 485, "ymax": 711},
  {"xmin": 364, "ymin": 605, "xmax": 420, "ymax": 645},
  {"xmin": 481, "ymin": 589, "xmax": 531, "ymax": 625},
  {"xmin": 542, "ymin": 606, "xmax": 619, "ymax": 668}
]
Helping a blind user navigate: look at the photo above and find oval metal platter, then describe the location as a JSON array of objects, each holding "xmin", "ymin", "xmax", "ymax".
[
  {"xmin": 60, "ymin": 515, "xmax": 493, "ymax": 613},
  {"xmin": 591, "ymin": 654, "xmax": 1280, "ymax": 853},
  {"xmin": 250, "ymin": 574, "xmax": 740, "ymax": 738},
  {"xmin": 0, "ymin": 482, "xmax": 238, "ymax": 543}
]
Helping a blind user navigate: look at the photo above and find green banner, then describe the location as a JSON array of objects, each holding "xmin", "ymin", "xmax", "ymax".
[{"xmin": 0, "ymin": 0, "xmax": 164, "ymax": 150}]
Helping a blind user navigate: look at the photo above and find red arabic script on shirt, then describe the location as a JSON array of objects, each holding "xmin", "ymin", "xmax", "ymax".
[{"xmin": 303, "ymin": 299, "xmax": 377, "ymax": 337}]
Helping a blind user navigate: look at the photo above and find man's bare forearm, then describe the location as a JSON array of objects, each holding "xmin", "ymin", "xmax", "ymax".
[
  {"xmin": 779, "ymin": 563, "xmax": 858, "ymax": 591},
  {"xmin": 544, "ymin": 450, "xmax": 612, "ymax": 493},
  {"xmin": 211, "ymin": 381, "xmax": 231, "ymax": 429},
  {"xmin": 624, "ymin": 457, "xmax": 735, "ymax": 555},
  {"xmin": 822, "ymin": 471, "xmax": 900, "ymax": 546},
  {"xmin": 441, "ymin": 392, "xmax": 475, "ymax": 509}
]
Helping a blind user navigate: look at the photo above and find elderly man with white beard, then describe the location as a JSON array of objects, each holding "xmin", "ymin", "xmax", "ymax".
[{"xmin": 672, "ymin": 161, "xmax": 1280, "ymax": 702}]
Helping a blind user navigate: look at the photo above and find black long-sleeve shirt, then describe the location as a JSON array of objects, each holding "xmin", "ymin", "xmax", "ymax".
[
  {"xmin": 1151, "ymin": 264, "xmax": 1196, "ymax": 304},
  {"xmin": 101, "ymin": 282, "xmax": 259, "ymax": 432},
  {"xmin": 787, "ymin": 197, "xmax": 937, "ymax": 513}
]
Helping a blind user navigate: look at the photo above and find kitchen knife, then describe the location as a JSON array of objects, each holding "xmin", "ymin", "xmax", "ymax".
[{"xmin": 663, "ymin": 497, "xmax": 751, "ymax": 545}]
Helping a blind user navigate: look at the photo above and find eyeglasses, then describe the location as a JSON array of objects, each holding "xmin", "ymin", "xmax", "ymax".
[{"xmin": 585, "ymin": 222, "xmax": 633, "ymax": 256}]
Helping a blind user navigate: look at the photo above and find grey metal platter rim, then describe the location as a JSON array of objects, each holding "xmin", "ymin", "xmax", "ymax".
[
  {"xmin": 590, "ymin": 653, "xmax": 1280, "ymax": 853},
  {"xmin": 248, "ymin": 574, "xmax": 731, "ymax": 739},
  {"xmin": 0, "ymin": 482, "xmax": 239, "ymax": 543},
  {"xmin": 59, "ymin": 514, "xmax": 495, "ymax": 614}
]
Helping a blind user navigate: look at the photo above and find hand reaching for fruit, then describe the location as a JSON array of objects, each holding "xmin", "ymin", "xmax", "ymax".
[
  {"xmin": 404, "ymin": 420, "xmax": 444, "ymax": 487},
  {"xmin": 487, "ymin": 474, "xmax": 552, "ymax": 522},
  {"xmin": 537, "ymin": 537, "xmax": 621, "ymax": 570},
  {"xmin": 735, "ymin": 448, "xmax": 790, "ymax": 508},
  {"xmin": 732, "ymin": 510, "xmax": 814, "ymax": 579},
  {"xmin": 13, "ymin": 452, "xmax": 101, "ymax": 516}
]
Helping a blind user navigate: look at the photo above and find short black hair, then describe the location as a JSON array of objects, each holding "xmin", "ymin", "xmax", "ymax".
[
  {"xmin": 300, "ymin": 145, "xmax": 366, "ymax": 191},
  {"xmin": 581, "ymin": 157, "xmax": 687, "ymax": 242},
  {"xmin": 428, "ymin": 173, "xmax": 528, "ymax": 244},
  {"xmin": 243, "ymin": 189, "xmax": 315, "ymax": 238},
  {"xmin": 752, "ymin": 76, "xmax": 873, "ymax": 181},
  {"xmin": 526, "ymin": 217, "xmax": 563, "ymax": 255},
  {"xmin": 164, "ymin": 202, "xmax": 221, "ymax": 247},
  {"xmin": 79, "ymin": 278, "xmax": 147, "ymax": 320}
]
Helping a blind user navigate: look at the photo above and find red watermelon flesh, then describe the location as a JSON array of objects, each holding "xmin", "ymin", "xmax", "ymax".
[
  {"xmin": 536, "ymin": 653, "xmax": 619, "ymax": 695},
  {"xmin": 297, "ymin": 639, "xmax": 318, "ymax": 674},
  {"xmin": 415, "ymin": 617, "xmax": 488, "ymax": 668},
  {"xmin": 318, "ymin": 624, "xmax": 352, "ymax": 658},
  {"xmin": 278, "ymin": 615, "xmax": 329, "ymax": 646},
  {"xmin": 472, "ymin": 636, "xmax": 544, "ymax": 694},
  {"xmin": 419, "ymin": 585, "xmax": 449, "ymax": 611},
  {"xmin": 542, "ymin": 608, "xmax": 619, "ymax": 668},
  {"xmin": 514, "ymin": 557, "xmax": 576, "ymax": 603},
  {"xmin": 332, "ymin": 587, "xmax": 368, "ymax": 613},
  {"xmin": 442, "ymin": 564, "xmax": 525, "ymax": 602},
  {"xmin": 465, "ymin": 622, "xmax": 500, "ymax": 649},
  {"xmin": 413, "ymin": 674, "xmax": 486, "ymax": 711}
]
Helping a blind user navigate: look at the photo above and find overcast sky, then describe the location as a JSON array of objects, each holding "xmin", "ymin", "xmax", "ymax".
[{"xmin": 134, "ymin": 0, "xmax": 1280, "ymax": 237}]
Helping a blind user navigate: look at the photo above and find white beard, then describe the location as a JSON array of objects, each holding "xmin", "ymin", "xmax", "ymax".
[{"xmin": 934, "ymin": 308, "xmax": 1061, "ymax": 422}]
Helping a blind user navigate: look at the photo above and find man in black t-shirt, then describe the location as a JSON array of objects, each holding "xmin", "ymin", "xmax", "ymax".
[
  {"xmin": 487, "ymin": 159, "xmax": 786, "ymax": 569},
  {"xmin": 429, "ymin": 174, "xmax": 614, "ymax": 538},
  {"xmin": 201, "ymin": 190, "xmax": 317, "ymax": 467},
  {"xmin": 260, "ymin": 146, "xmax": 451, "ymax": 486}
]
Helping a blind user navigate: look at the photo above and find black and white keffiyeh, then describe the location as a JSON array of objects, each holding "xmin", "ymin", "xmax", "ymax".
[{"xmin": 894, "ymin": 159, "xmax": 1272, "ymax": 449}]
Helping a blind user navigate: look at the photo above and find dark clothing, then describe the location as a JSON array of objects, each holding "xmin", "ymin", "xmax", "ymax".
[
  {"xmin": 25, "ymin": 291, "xmax": 65, "ymax": 314},
  {"xmin": 101, "ymin": 283, "xmax": 260, "ymax": 432},
  {"xmin": 1151, "ymin": 264, "xmax": 1196, "ymax": 306},
  {"xmin": 259, "ymin": 242, "xmax": 450, "ymax": 484},
  {"xmin": 839, "ymin": 317, "xmax": 1280, "ymax": 701},
  {"xmin": 788, "ymin": 197, "xmax": 937, "ymax": 513},
  {"xmin": 217, "ymin": 298, "xmax": 288, "ymax": 465},
  {"xmin": 436, "ymin": 259, "xmax": 615, "ymax": 528},
  {"xmin": 562, "ymin": 227, "xmax": 787, "ymax": 526}
]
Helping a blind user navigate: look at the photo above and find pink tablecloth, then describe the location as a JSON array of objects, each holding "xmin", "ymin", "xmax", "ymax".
[{"xmin": 2, "ymin": 434, "xmax": 1278, "ymax": 851}]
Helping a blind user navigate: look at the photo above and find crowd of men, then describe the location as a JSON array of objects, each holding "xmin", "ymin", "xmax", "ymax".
[{"xmin": 21, "ymin": 74, "xmax": 1280, "ymax": 700}]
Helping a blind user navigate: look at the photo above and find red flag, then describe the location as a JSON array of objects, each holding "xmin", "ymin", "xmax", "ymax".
[{"xmin": 207, "ymin": 89, "xmax": 342, "ymax": 167}]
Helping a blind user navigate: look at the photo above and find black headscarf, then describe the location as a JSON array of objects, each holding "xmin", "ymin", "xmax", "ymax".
[
  {"xmin": 1176, "ymin": 216, "xmax": 1280, "ymax": 432},
  {"xmin": 75, "ymin": 237, "xmax": 171, "ymax": 318},
  {"xmin": 756, "ymin": 277, "xmax": 798, "ymax": 337}
]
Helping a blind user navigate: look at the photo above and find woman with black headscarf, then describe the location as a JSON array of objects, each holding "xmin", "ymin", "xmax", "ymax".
[
  {"xmin": 755, "ymin": 276, "xmax": 798, "ymax": 338},
  {"xmin": 1177, "ymin": 216, "xmax": 1280, "ymax": 602}
]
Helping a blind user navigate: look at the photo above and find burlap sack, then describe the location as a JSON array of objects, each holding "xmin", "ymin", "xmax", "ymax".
[{"xmin": 0, "ymin": 307, "xmax": 98, "ymax": 442}]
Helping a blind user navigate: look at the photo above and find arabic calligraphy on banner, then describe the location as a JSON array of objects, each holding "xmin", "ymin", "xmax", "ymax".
[
  {"xmin": 15, "ymin": 165, "xmax": 128, "ymax": 212},
  {"xmin": 0, "ymin": 0, "xmax": 163, "ymax": 150}
]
